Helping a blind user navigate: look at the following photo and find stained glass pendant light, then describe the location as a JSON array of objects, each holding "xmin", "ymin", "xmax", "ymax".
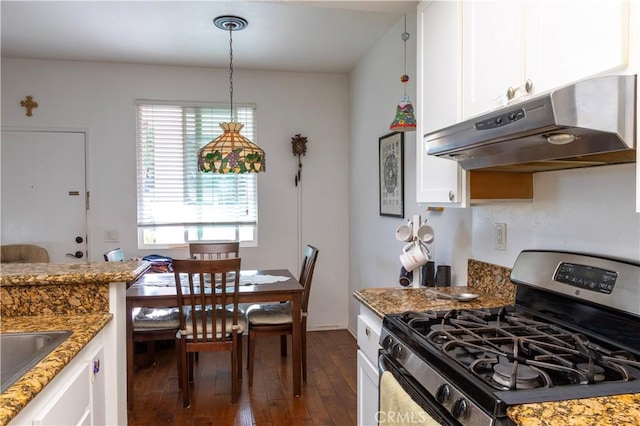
[
  {"xmin": 389, "ymin": 15, "xmax": 417, "ymax": 132},
  {"xmin": 197, "ymin": 16, "xmax": 265, "ymax": 173}
]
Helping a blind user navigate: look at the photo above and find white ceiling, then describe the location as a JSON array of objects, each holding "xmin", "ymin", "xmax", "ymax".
[{"xmin": 1, "ymin": 1, "xmax": 418, "ymax": 74}]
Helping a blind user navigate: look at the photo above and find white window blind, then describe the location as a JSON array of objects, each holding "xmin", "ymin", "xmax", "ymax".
[{"xmin": 135, "ymin": 102, "xmax": 258, "ymax": 247}]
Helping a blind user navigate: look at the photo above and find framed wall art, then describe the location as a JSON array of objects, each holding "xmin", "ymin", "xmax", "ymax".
[{"xmin": 379, "ymin": 131, "xmax": 404, "ymax": 218}]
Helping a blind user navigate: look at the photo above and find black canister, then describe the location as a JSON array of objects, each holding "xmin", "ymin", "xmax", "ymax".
[
  {"xmin": 399, "ymin": 266, "xmax": 413, "ymax": 287},
  {"xmin": 436, "ymin": 265, "xmax": 451, "ymax": 287},
  {"xmin": 421, "ymin": 261, "xmax": 436, "ymax": 287}
]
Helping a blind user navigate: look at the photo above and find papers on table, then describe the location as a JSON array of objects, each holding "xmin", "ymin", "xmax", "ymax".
[{"xmin": 139, "ymin": 272, "xmax": 290, "ymax": 288}]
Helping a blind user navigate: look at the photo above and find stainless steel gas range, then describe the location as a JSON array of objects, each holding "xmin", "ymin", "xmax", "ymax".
[{"xmin": 379, "ymin": 250, "xmax": 640, "ymax": 425}]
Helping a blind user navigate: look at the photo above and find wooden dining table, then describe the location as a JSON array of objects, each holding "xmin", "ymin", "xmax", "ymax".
[{"xmin": 125, "ymin": 268, "xmax": 304, "ymax": 410}]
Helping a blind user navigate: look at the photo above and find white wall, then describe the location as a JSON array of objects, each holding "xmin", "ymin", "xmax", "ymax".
[
  {"xmin": 472, "ymin": 164, "xmax": 640, "ymax": 266},
  {"xmin": 347, "ymin": 14, "xmax": 473, "ymax": 333},
  {"xmin": 348, "ymin": 17, "xmax": 414, "ymax": 330},
  {"xmin": 1, "ymin": 58, "xmax": 350, "ymax": 330}
]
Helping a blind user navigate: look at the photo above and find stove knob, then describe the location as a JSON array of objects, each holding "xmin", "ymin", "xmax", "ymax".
[
  {"xmin": 435, "ymin": 384, "xmax": 451, "ymax": 403},
  {"xmin": 391, "ymin": 343, "xmax": 403, "ymax": 359},
  {"xmin": 381, "ymin": 335, "xmax": 394, "ymax": 350},
  {"xmin": 452, "ymin": 398, "xmax": 468, "ymax": 420}
]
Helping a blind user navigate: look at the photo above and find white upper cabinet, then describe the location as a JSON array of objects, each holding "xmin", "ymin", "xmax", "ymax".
[
  {"xmin": 462, "ymin": 0, "xmax": 630, "ymax": 119},
  {"xmin": 461, "ymin": 1, "xmax": 524, "ymax": 119},
  {"xmin": 416, "ymin": 0, "xmax": 465, "ymax": 204},
  {"xmin": 417, "ymin": 0, "xmax": 636, "ymax": 206},
  {"xmin": 526, "ymin": 1, "xmax": 629, "ymax": 92}
]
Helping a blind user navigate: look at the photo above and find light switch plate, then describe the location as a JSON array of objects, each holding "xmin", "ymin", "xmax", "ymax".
[{"xmin": 105, "ymin": 229, "xmax": 119, "ymax": 243}]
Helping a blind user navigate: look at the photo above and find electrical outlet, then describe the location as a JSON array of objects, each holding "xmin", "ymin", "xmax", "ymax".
[{"xmin": 494, "ymin": 223, "xmax": 507, "ymax": 251}]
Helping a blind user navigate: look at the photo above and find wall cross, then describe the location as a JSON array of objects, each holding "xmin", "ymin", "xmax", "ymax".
[{"xmin": 20, "ymin": 95, "xmax": 38, "ymax": 117}]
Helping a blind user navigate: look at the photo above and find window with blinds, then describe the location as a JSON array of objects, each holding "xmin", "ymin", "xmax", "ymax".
[{"xmin": 135, "ymin": 102, "xmax": 258, "ymax": 248}]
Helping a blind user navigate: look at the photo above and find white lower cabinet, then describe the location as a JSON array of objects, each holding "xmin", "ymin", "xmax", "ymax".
[
  {"xmin": 10, "ymin": 329, "xmax": 106, "ymax": 426},
  {"xmin": 89, "ymin": 346, "xmax": 106, "ymax": 425},
  {"xmin": 356, "ymin": 307, "xmax": 382, "ymax": 426},
  {"xmin": 32, "ymin": 359, "xmax": 92, "ymax": 426},
  {"xmin": 357, "ymin": 350, "xmax": 379, "ymax": 426}
]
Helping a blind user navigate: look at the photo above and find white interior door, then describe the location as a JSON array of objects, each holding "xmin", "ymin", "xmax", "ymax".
[{"xmin": 1, "ymin": 130, "xmax": 88, "ymax": 263}]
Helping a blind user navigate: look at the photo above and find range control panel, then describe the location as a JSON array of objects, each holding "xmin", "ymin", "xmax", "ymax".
[
  {"xmin": 554, "ymin": 262, "xmax": 618, "ymax": 294},
  {"xmin": 475, "ymin": 108, "xmax": 525, "ymax": 130}
]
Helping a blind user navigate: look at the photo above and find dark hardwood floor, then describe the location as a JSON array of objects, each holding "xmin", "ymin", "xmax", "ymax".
[{"xmin": 128, "ymin": 330, "xmax": 358, "ymax": 426}]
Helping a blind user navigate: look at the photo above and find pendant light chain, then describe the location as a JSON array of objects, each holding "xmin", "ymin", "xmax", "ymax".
[
  {"xmin": 403, "ymin": 14, "xmax": 407, "ymax": 97},
  {"xmin": 228, "ymin": 25, "xmax": 234, "ymax": 122}
]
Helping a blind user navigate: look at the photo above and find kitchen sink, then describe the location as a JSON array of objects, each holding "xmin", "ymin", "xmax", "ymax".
[{"xmin": 1, "ymin": 330, "xmax": 72, "ymax": 393}]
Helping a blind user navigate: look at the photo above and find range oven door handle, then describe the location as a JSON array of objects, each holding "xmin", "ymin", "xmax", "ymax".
[{"xmin": 378, "ymin": 352, "xmax": 461, "ymax": 426}]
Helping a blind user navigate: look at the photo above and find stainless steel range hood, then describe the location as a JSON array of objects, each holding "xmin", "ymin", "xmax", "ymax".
[{"xmin": 425, "ymin": 75, "xmax": 637, "ymax": 172}]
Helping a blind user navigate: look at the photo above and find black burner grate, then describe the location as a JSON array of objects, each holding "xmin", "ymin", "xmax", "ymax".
[{"xmin": 400, "ymin": 308, "xmax": 640, "ymax": 392}]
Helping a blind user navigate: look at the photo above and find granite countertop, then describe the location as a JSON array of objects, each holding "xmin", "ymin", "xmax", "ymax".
[
  {"xmin": 353, "ymin": 286, "xmax": 512, "ymax": 318},
  {"xmin": 0, "ymin": 260, "xmax": 150, "ymax": 286},
  {"xmin": 507, "ymin": 394, "xmax": 640, "ymax": 426},
  {"xmin": 0, "ymin": 260, "xmax": 149, "ymax": 425},
  {"xmin": 353, "ymin": 284, "xmax": 640, "ymax": 425},
  {"xmin": 0, "ymin": 314, "xmax": 112, "ymax": 425}
]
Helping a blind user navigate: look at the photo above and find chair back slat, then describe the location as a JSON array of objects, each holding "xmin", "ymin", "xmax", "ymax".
[
  {"xmin": 298, "ymin": 245, "xmax": 319, "ymax": 313},
  {"xmin": 189, "ymin": 242, "xmax": 240, "ymax": 260},
  {"xmin": 173, "ymin": 258, "xmax": 241, "ymax": 345}
]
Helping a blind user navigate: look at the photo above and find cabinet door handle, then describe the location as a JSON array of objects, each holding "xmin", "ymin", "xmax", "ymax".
[
  {"xmin": 448, "ymin": 191, "xmax": 455, "ymax": 202},
  {"xmin": 506, "ymin": 79, "xmax": 534, "ymax": 102},
  {"xmin": 365, "ymin": 327, "xmax": 370, "ymax": 337},
  {"xmin": 91, "ymin": 358, "xmax": 101, "ymax": 384},
  {"xmin": 524, "ymin": 79, "xmax": 534, "ymax": 94}
]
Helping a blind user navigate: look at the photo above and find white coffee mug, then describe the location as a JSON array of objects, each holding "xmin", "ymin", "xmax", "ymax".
[
  {"xmin": 395, "ymin": 223, "xmax": 413, "ymax": 242},
  {"xmin": 417, "ymin": 224, "xmax": 435, "ymax": 244},
  {"xmin": 399, "ymin": 241, "xmax": 430, "ymax": 271}
]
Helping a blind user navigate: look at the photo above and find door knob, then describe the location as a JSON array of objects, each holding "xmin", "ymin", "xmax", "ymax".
[
  {"xmin": 66, "ymin": 251, "xmax": 84, "ymax": 259},
  {"xmin": 75, "ymin": 236, "xmax": 84, "ymax": 244}
]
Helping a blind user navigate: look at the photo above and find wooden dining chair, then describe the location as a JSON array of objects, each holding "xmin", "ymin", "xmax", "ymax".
[
  {"xmin": 173, "ymin": 258, "xmax": 245, "ymax": 407},
  {"xmin": 189, "ymin": 242, "xmax": 242, "ymax": 361},
  {"xmin": 104, "ymin": 249, "xmax": 180, "ymax": 365},
  {"xmin": 245, "ymin": 244, "xmax": 319, "ymax": 386},
  {"xmin": 1, "ymin": 244, "xmax": 50, "ymax": 263},
  {"xmin": 189, "ymin": 242, "xmax": 239, "ymax": 260}
]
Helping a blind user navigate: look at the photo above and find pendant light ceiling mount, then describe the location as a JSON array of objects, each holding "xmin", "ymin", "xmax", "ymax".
[
  {"xmin": 213, "ymin": 15, "xmax": 248, "ymax": 32},
  {"xmin": 198, "ymin": 15, "xmax": 265, "ymax": 174}
]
